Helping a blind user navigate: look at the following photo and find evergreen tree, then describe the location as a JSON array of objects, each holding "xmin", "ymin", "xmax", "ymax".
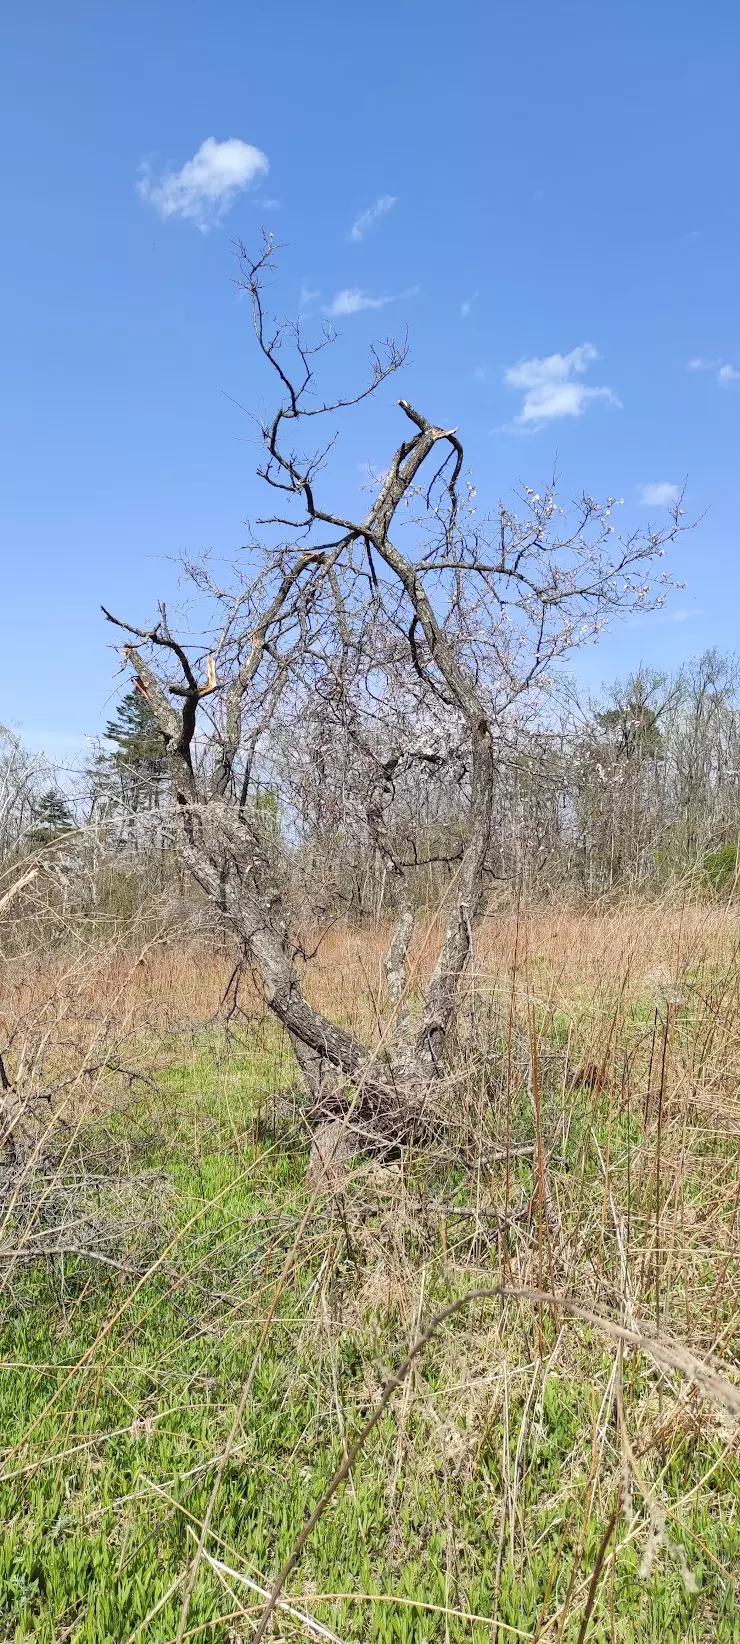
[
  {"xmin": 95, "ymin": 689, "xmax": 168, "ymax": 816},
  {"xmin": 28, "ymin": 787, "xmax": 74, "ymax": 846},
  {"xmin": 104, "ymin": 688, "xmax": 166, "ymax": 773}
]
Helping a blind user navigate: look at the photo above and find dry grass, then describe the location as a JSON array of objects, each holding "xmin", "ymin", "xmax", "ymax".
[
  {"xmin": 6, "ymin": 889, "xmax": 740, "ymax": 1035},
  {"xmin": 1, "ymin": 896, "xmax": 740, "ymax": 1641}
]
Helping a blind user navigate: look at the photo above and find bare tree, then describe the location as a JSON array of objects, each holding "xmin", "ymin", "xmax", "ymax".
[
  {"xmin": 0, "ymin": 727, "xmax": 48, "ymax": 864},
  {"xmin": 103, "ymin": 238, "xmax": 683, "ymax": 1153}
]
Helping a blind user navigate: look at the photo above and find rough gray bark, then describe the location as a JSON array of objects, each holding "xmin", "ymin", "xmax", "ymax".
[{"xmin": 383, "ymin": 884, "xmax": 415, "ymax": 1076}]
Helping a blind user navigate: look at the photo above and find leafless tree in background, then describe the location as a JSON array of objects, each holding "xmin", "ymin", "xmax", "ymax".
[
  {"xmin": 0, "ymin": 727, "xmax": 48, "ymax": 864},
  {"xmin": 103, "ymin": 238, "xmax": 683, "ymax": 1150}
]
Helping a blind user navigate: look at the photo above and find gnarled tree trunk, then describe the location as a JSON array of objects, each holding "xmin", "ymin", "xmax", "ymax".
[{"xmin": 102, "ymin": 240, "xmax": 680, "ymax": 1176}]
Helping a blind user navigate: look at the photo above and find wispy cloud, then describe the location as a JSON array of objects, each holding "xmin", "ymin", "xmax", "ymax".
[
  {"xmin": 461, "ymin": 292, "xmax": 478, "ymax": 319},
  {"xmin": 349, "ymin": 194, "xmax": 396, "ymax": 241},
  {"xmin": 658, "ymin": 606, "xmax": 704, "ymax": 624},
  {"xmin": 639, "ymin": 482, "xmax": 679, "ymax": 507},
  {"xmin": 688, "ymin": 356, "xmax": 740, "ymax": 385},
  {"xmin": 325, "ymin": 285, "xmax": 418, "ymax": 317},
  {"xmin": 503, "ymin": 343, "xmax": 619, "ymax": 427},
  {"xmin": 137, "ymin": 136, "xmax": 268, "ymax": 231},
  {"xmin": 629, "ymin": 605, "xmax": 704, "ymax": 629},
  {"xmin": 298, "ymin": 284, "xmax": 320, "ymax": 311}
]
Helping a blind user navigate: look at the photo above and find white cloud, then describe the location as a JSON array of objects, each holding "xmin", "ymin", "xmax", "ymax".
[
  {"xmin": 325, "ymin": 285, "xmax": 418, "ymax": 317},
  {"xmin": 461, "ymin": 292, "xmax": 478, "ymax": 318},
  {"xmin": 350, "ymin": 194, "xmax": 396, "ymax": 241},
  {"xmin": 629, "ymin": 605, "xmax": 703, "ymax": 630},
  {"xmin": 504, "ymin": 344, "xmax": 619, "ymax": 426},
  {"xmin": 328, "ymin": 289, "xmax": 388, "ymax": 316},
  {"xmin": 137, "ymin": 136, "xmax": 268, "ymax": 231},
  {"xmin": 639, "ymin": 482, "xmax": 679, "ymax": 507},
  {"xmin": 298, "ymin": 284, "xmax": 320, "ymax": 311},
  {"xmin": 688, "ymin": 355, "xmax": 740, "ymax": 385}
]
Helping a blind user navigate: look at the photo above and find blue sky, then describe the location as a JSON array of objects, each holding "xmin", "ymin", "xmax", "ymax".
[{"xmin": 2, "ymin": 0, "xmax": 738, "ymax": 758}]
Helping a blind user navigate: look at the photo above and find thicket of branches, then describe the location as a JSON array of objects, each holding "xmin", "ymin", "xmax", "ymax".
[
  {"xmin": 7, "ymin": 649, "xmax": 740, "ymax": 924},
  {"xmin": 81, "ymin": 236, "xmax": 690, "ymax": 1153},
  {"xmin": 272, "ymin": 649, "xmax": 740, "ymax": 909},
  {"xmin": 8, "ymin": 249, "xmax": 736, "ymax": 946}
]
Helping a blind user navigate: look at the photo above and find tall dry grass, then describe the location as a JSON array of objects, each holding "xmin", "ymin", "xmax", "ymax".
[{"xmin": 1, "ymin": 893, "xmax": 740, "ymax": 1639}]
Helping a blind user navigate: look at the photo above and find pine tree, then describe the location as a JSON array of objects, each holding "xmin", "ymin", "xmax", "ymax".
[
  {"xmin": 104, "ymin": 689, "xmax": 166, "ymax": 773},
  {"xmin": 95, "ymin": 689, "xmax": 168, "ymax": 816},
  {"xmin": 28, "ymin": 787, "xmax": 74, "ymax": 846}
]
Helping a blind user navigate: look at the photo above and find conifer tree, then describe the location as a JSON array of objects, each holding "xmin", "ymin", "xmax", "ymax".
[{"xmin": 95, "ymin": 689, "xmax": 168, "ymax": 817}]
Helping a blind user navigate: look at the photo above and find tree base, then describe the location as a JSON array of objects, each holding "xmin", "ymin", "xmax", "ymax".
[{"xmin": 305, "ymin": 1120, "xmax": 365, "ymax": 1192}]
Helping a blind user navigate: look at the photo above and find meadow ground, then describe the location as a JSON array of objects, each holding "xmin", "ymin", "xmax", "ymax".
[{"xmin": 1, "ymin": 897, "xmax": 740, "ymax": 1643}]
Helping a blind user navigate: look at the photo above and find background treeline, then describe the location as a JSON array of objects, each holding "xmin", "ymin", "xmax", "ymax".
[{"xmin": 4, "ymin": 648, "xmax": 740, "ymax": 934}]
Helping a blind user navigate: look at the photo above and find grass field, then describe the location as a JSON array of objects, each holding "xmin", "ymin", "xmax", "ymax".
[{"xmin": 1, "ymin": 899, "xmax": 740, "ymax": 1642}]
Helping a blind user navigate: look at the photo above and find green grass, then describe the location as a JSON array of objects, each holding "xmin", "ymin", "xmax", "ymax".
[{"xmin": 1, "ymin": 1035, "xmax": 739, "ymax": 1643}]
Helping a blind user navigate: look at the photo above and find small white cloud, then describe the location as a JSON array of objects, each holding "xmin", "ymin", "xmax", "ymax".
[
  {"xmin": 298, "ymin": 284, "xmax": 320, "ymax": 311},
  {"xmin": 504, "ymin": 343, "xmax": 619, "ymax": 426},
  {"xmin": 137, "ymin": 136, "xmax": 268, "ymax": 231},
  {"xmin": 325, "ymin": 285, "xmax": 418, "ymax": 317},
  {"xmin": 350, "ymin": 194, "xmax": 396, "ymax": 241},
  {"xmin": 688, "ymin": 355, "xmax": 740, "ymax": 385},
  {"xmin": 473, "ymin": 363, "xmax": 488, "ymax": 382},
  {"xmin": 461, "ymin": 292, "xmax": 478, "ymax": 319},
  {"xmin": 326, "ymin": 289, "xmax": 390, "ymax": 316},
  {"xmin": 639, "ymin": 482, "xmax": 679, "ymax": 507},
  {"xmin": 658, "ymin": 607, "xmax": 704, "ymax": 624}
]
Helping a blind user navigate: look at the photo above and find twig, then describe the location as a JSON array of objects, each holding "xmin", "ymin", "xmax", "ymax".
[
  {"xmin": 194, "ymin": 1539, "xmax": 347, "ymax": 1644},
  {"xmin": 251, "ymin": 1283, "xmax": 740, "ymax": 1642}
]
